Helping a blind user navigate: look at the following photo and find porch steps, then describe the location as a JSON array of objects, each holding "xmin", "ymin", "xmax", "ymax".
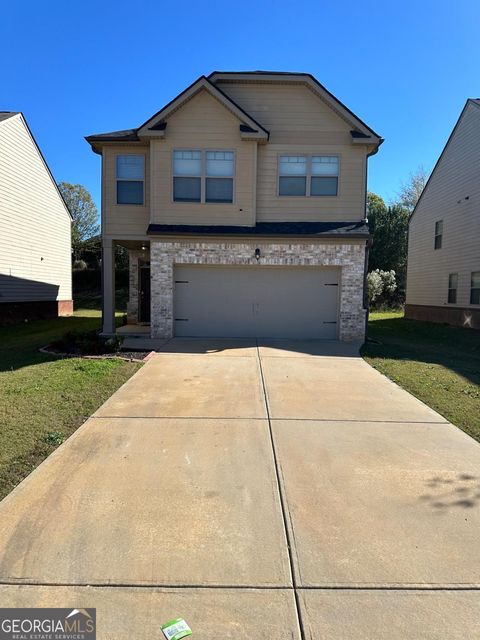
[{"xmin": 120, "ymin": 337, "xmax": 169, "ymax": 351}]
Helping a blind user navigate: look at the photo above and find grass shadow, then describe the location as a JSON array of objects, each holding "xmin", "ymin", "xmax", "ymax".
[{"xmin": 362, "ymin": 314, "xmax": 480, "ymax": 386}]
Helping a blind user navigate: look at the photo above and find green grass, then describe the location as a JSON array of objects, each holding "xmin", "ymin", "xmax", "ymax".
[
  {"xmin": 362, "ymin": 311, "xmax": 480, "ymax": 442},
  {"xmin": 0, "ymin": 307, "xmax": 140, "ymax": 500}
]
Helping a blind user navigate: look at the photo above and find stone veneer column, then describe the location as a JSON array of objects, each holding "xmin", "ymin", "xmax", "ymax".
[
  {"xmin": 150, "ymin": 239, "xmax": 367, "ymax": 341},
  {"xmin": 339, "ymin": 261, "xmax": 366, "ymax": 341}
]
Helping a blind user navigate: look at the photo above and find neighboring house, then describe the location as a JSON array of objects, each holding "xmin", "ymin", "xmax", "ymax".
[
  {"xmin": 86, "ymin": 72, "xmax": 382, "ymax": 341},
  {"xmin": 406, "ymin": 99, "xmax": 480, "ymax": 329},
  {"xmin": 0, "ymin": 112, "xmax": 73, "ymax": 324}
]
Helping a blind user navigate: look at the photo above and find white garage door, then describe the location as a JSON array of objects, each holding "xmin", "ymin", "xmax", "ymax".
[{"xmin": 173, "ymin": 265, "xmax": 339, "ymax": 339}]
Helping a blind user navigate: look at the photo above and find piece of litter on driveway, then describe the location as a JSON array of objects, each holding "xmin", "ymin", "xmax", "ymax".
[{"xmin": 161, "ymin": 618, "xmax": 192, "ymax": 640}]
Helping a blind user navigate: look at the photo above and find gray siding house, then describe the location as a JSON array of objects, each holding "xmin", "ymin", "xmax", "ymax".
[
  {"xmin": 87, "ymin": 72, "xmax": 382, "ymax": 342},
  {"xmin": 406, "ymin": 99, "xmax": 480, "ymax": 329},
  {"xmin": 0, "ymin": 112, "xmax": 72, "ymax": 324}
]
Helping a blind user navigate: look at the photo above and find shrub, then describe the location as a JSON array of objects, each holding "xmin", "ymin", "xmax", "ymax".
[
  {"xmin": 368, "ymin": 269, "xmax": 397, "ymax": 307},
  {"xmin": 73, "ymin": 259, "xmax": 88, "ymax": 271},
  {"xmin": 50, "ymin": 330, "xmax": 123, "ymax": 355}
]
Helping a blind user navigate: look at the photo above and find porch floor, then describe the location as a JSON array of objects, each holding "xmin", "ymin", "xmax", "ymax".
[{"xmin": 117, "ymin": 324, "xmax": 150, "ymax": 336}]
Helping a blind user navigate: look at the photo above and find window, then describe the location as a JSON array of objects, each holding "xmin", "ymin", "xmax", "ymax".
[
  {"xmin": 206, "ymin": 151, "xmax": 234, "ymax": 202},
  {"xmin": 173, "ymin": 150, "xmax": 201, "ymax": 202},
  {"xmin": 470, "ymin": 272, "xmax": 480, "ymax": 305},
  {"xmin": 116, "ymin": 155, "xmax": 144, "ymax": 204},
  {"xmin": 279, "ymin": 156, "xmax": 307, "ymax": 196},
  {"xmin": 311, "ymin": 156, "xmax": 339, "ymax": 196},
  {"xmin": 173, "ymin": 150, "xmax": 234, "ymax": 203},
  {"xmin": 434, "ymin": 220, "xmax": 443, "ymax": 249},
  {"xmin": 448, "ymin": 273, "xmax": 458, "ymax": 304},
  {"xmin": 279, "ymin": 155, "xmax": 339, "ymax": 196}
]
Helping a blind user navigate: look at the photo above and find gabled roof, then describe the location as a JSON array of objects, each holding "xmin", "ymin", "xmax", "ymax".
[
  {"xmin": 86, "ymin": 128, "xmax": 139, "ymax": 142},
  {"xmin": 136, "ymin": 75, "xmax": 269, "ymax": 140},
  {"xmin": 0, "ymin": 111, "xmax": 72, "ymax": 220},
  {"xmin": 86, "ymin": 75, "xmax": 270, "ymax": 150},
  {"xmin": 208, "ymin": 70, "xmax": 383, "ymax": 144},
  {"xmin": 86, "ymin": 71, "xmax": 382, "ymax": 153},
  {"xmin": 0, "ymin": 111, "xmax": 21, "ymax": 123},
  {"xmin": 410, "ymin": 98, "xmax": 480, "ymax": 222}
]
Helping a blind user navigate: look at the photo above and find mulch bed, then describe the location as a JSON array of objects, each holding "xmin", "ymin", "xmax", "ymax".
[{"xmin": 39, "ymin": 345, "xmax": 153, "ymax": 362}]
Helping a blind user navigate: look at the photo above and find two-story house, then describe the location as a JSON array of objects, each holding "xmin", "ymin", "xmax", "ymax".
[
  {"xmin": 406, "ymin": 99, "xmax": 480, "ymax": 330},
  {"xmin": 86, "ymin": 72, "xmax": 382, "ymax": 342},
  {"xmin": 405, "ymin": 99, "xmax": 480, "ymax": 329},
  {"xmin": 0, "ymin": 112, "xmax": 72, "ymax": 324}
]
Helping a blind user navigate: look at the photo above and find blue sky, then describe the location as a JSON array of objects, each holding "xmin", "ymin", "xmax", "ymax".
[{"xmin": 1, "ymin": 0, "xmax": 479, "ymax": 210}]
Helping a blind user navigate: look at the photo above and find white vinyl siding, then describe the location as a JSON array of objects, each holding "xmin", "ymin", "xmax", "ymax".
[
  {"xmin": 407, "ymin": 101, "xmax": 480, "ymax": 309},
  {"xmin": 0, "ymin": 114, "xmax": 72, "ymax": 303}
]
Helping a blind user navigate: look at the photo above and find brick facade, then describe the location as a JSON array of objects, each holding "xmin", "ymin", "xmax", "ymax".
[{"xmin": 149, "ymin": 239, "xmax": 367, "ymax": 341}]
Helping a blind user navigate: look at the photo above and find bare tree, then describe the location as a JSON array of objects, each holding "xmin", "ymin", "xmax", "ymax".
[{"xmin": 397, "ymin": 166, "xmax": 429, "ymax": 212}]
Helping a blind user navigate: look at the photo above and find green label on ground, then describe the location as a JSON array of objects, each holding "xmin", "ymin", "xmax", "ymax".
[{"xmin": 161, "ymin": 617, "xmax": 192, "ymax": 640}]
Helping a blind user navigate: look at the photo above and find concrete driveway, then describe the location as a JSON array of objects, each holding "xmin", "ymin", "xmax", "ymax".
[{"xmin": 0, "ymin": 339, "xmax": 479, "ymax": 638}]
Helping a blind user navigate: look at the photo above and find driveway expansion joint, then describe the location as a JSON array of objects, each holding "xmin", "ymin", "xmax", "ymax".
[{"xmin": 254, "ymin": 339, "xmax": 307, "ymax": 640}]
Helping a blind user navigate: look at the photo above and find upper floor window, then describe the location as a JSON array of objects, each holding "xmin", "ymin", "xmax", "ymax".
[
  {"xmin": 173, "ymin": 150, "xmax": 234, "ymax": 203},
  {"xmin": 447, "ymin": 273, "xmax": 458, "ymax": 304},
  {"xmin": 116, "ymin": 155, "xmax": 144, "ymax": 205},
  {"xmin": 279, "ymin": 155, "xmax": 339, "ymax": 197},
  {"xmin": 434, "ymin": 220, "xmax": 443, "ymax": 249},
  {"xmin": 471, "ymin": 272, "xmax": 480, "ymax": 305}
]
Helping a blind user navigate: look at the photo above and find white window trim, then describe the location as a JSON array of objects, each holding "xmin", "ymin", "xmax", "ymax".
[
  {"xmin": 447, "ymin": 272, "xmax": 458, "ymax": 305},
  {"xmin": 470, "ymin": 271, "xmax": 480, "ymax": 306},
  {"xmin": 172, "ymin": 149, "xmax": 236, "ymax": 204},
  {"xmin": 277, "ymin": 154, "xmax": 340, "ymax": 197},
  {"xmin": 434, "ymin": 220, "xmax": 443, "ymax": 250},
  {"xmin": 116, "ymin": 154, "xmax": 145, "ymax": 206}
]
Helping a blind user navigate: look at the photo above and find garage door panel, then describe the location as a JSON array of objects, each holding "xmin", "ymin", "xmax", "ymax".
[{"xmin": 174, "ymin": 265, "xmax": 339, "ymax": 339}]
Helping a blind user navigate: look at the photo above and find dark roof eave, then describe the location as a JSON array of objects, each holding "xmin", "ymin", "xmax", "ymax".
[
  {"xmin": 148, "ymin": 232, "xmax": 370, "ymax": 240},
  {"xmin": 147, "ymin": 221, "xmax": 370, "ymax": 240}
]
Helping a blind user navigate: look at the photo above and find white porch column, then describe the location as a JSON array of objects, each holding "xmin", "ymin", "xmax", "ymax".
[{"xmin": 102, "ymin": 238, "xmax": 115, "ymax": 335}]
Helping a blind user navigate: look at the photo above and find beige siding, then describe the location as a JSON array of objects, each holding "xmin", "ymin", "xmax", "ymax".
[
  {"xmin": 407, "ymin": 101, "xmax": 480, "ymax": 308},
  {"xmin": 0, "ymin": 115, "xmax": 72, "ymax": 303},
  {"xmin": 102, "ymin": 81, "xmax": 372, "ymax": 234},
  {"xmin": 103, "ymin": 144, "xmax": 150, "ymax": 237},
  {"xmin": 255, "ymin": 142, "xmax": 366, "ymax": 221},
  {"xmin": 217, "ymin": 82, "xmax": 353, "ymax": 143},
  {"xmin": 150, "ymin": 89, "xmax": 256, "ymax": 226},
  {"xmin": 217, "ymin": 82, "xmax": 367, "ymax": 221}
]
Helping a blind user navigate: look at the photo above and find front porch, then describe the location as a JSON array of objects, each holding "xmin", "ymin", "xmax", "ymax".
[{"xmin": 102, "ymin": 238, "xmax": 151, "ymax": 339}]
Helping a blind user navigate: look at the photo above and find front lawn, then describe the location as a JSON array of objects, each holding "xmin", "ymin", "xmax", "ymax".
[
  {"xmin": 0, "ymin": 308, "xmax": 140, "ymax": 500},
  {"xmin": 362, "ymin": 311, "xmax": 480, "ymax": 442}
]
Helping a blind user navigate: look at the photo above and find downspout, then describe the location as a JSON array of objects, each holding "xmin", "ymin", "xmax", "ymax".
[
  {"xmin": 363, "ymin": 146, "xmax": 371, "ymax": 343},
  {"xmin": 100, "ymin": 150, "xmax": 105, "ymax": 335},
  {"xmin": 363, "ymin": 237, "xmax": 372, "ymax": 342},
  {"xmin": 362, "ymin": 140, "xmax": 383, "ymax": 342}
]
